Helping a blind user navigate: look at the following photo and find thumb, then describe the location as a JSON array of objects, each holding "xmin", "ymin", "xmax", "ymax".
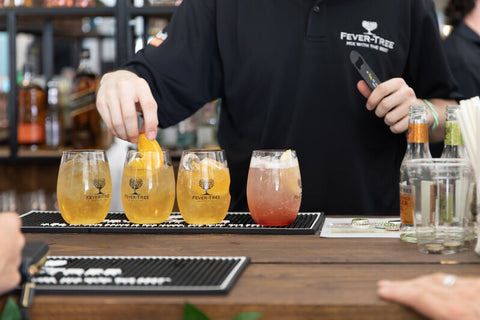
[{"xmin": 356, "ymin": 80, "xmax": 372, "ymax": 99}]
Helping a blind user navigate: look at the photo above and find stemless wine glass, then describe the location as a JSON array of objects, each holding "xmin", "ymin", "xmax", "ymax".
[
  {"xmin": 177, "ymin": 149, "xmax": 231, "ymax": 225},
  {"xmin": 57, "ymin": 150, "xmax": 112, "ymax": 225},
  {"xmin": 121, "ymin": 150, "xmax": 175, "ymax": 224},
  {"xmin": 247, "ymin": 150, "xmax": 302, "ymax": 226}
]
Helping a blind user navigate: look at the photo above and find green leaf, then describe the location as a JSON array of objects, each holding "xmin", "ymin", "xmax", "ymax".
[
  {"xmin": 183, "ymin": 302, "xmax": 210, "ymax": 320},
  {"xmin": 0, "ymin": 297, "xmax": 22, "ymax": 320},
  {"xmin": 231, "ymin": 312, "xmax": 262, "ymax": 320}
]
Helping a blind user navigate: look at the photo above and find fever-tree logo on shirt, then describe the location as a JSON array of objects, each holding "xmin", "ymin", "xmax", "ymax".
[
  {"xmin": 362, "ymin": 21, "xmax": 378, "ymax": 35},
  {"xmin": 340, "ymin": 20, "xmax": 395, "ymax": 53}
]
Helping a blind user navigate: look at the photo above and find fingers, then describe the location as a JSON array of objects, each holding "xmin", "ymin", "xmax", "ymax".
[
  {"xmin": 135, "ymin": 78, "xmax": 158, "ymax": 140},
  {"xmin": 0, "ymin": 213, "xmax": 25, "ymax": 294},
  {"xmin": 96, "ymin": 70, "xmax": 158, "ymax": 143},
  {"xmin": 362, "ymin": 78, "xmax": 418, "ymax": 134}
]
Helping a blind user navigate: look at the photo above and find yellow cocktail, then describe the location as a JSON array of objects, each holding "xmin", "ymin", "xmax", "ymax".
[
  {"xmin": 177, "ymin": 150, "xmax": 230, "ymax": 225},
  {"xmin": 57, "ymin": 150, "xmax": 112, "ymax": 225},
  {"xmin": 121, "ymin": 150, "xmax": 175, "ymax": 224}
]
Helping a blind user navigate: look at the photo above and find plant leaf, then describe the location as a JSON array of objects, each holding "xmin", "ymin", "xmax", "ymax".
[
  {"xmin": 0, "ymin": 297, "xmax": 22, "ymax": 320},
  {"xmin": 232, "ymin": 312, "xmax": 263, "ymax": 320},
  {"xmin": 183, "ymin": 302, "xmax": 210, "ymax": 320}
]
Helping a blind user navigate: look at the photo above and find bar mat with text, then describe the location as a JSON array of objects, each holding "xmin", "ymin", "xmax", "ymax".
[
  {"xmin": 20, "ymin": 211, "xmax": 324, "ymax": 235},
  {"xmin": 29, "ymin": 255, "xmax": 249, "ymax": 294}
]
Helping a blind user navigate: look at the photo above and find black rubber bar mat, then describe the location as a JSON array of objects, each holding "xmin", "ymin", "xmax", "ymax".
[
  {"xmin": 20, "ymin": 211, "xmax": 324, "ymax": 235},
  {"xmin": 30, "ymin": 256, "xmax": 250, "ymax": 294}
]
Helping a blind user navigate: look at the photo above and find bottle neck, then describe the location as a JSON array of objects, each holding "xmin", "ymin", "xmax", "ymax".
[{"xmin": 405, "ymin": 122, "xmax": 431, "ymax": 158}]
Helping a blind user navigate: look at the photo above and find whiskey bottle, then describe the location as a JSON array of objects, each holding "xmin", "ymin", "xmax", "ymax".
[
  {"xmin": 399, "ymin": 105, "xmax": 432, "ymax": 243},
  {"xmin": 17, "ymin": 64, "xmax": 47, "ymax": 151},
  {"xmin": 70, "ymin": 48, "xmax": 102, "ymax": 149}
]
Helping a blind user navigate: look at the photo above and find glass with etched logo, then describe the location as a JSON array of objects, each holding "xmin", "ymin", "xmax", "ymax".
[
  {"xmin": 121, "ymin": 150, "xmax": 175, "ymax": 224},
  {"xmin": 247, "ymin": 150, "xmax": 302, "ymax": 226},
  {"xmin": 57, "ymin": 150, "xmax": 112, "ymax": 225},
  {"xmin": 177, "ymin": 150, "xmax": 230, "ymax": 225}
]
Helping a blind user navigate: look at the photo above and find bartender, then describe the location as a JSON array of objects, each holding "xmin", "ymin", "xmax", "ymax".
[{"xmin": 96, "ymin": 0, "xmax": 459, "ymax": 215}]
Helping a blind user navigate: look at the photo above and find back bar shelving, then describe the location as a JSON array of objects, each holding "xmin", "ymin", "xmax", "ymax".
[{"xmin": 0, "ymin": 3, "xmax": 176, "ymax": 162}]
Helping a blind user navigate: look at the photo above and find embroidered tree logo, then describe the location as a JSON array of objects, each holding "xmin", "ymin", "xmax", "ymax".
[{"xmin": 362, "ymin": 20, "xmax": 378, "ymax": 35}]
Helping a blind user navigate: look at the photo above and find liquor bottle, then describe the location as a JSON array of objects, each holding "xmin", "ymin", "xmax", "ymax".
[
  {"xmin": 70, "ymin": 48, "xmax": 102, "ymax": 149},
  {"xmin": 17, "ymin": 64, "xmax": 47, "ymax": 151},
  {"xmin": 441, "ymin": 105, "xmax": 467, "ymax": 159},
  {"xmin": 45, "ymin": 80, "xmax": 64, "ymax": 150},
  {"xmin": 3, "ymin": 0, "xmax": 33, "ymax": 7},
  {"xmin": 399, "ymin": 105, "xmax": 432, "ymax": 243},
  {"xmin": 45, "ymin": 0, "xmax": 74, "ymax": 7},
  {"xmin": 74, "ymin": 0, "xmax": 94, "ymax": 7},
  {"xmin": 0, "ymin": 76, "xmax": 8, "ymax": 146}
]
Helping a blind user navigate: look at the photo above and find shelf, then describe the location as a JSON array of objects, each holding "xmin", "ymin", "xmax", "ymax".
[
  {"xmin": 129, "ymin": 6, "xmax": 176, "ymax": 17},
  {"xmin": 0, "ymin": 7, "xmax": 115, "ymax": 17}
]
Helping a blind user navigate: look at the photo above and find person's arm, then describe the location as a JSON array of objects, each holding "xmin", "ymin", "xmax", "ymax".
[
  {"xmin": 0, "ymin": 213, "xmax": 25, "ymax": 295},
  {"xmin": 96, "ymin": 0, "xmax": 222, "ymax": 144},
  {"xmin": 377, "ymin": 272, "xmax": 480, "ymax": 320}
]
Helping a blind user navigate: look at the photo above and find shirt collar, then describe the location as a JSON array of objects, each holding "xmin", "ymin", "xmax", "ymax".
[{"xmin": 455, "ymin": 21, "xmax": 480, "ymax": 44}]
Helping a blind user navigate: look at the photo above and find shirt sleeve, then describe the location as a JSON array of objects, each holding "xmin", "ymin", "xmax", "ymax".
[
  {"xmin": 404, "ymin": 0, "xmax": 461, "ymax": 100},
  {"xmin": 122, "ymin": 0, "xmax": 223, "ymax": 128}
]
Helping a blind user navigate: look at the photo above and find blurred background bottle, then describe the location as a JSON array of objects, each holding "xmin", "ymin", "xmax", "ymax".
[
  {"xmin": 44, "ymin": 0, "xmax": 74, "ymax": 7},
  {"xmin": 74, "ymin": 0, "xmax": 95, "ymax": 7},
  {"xmin": 2, "ymin": 0, "xmax": 33, "ymax": 7},
  {"xmin": 17, "ymin": 63, "xmax": 46, "ymax": 151},
  {"xmin": 0, "ymin": 76, "xmax": 9, "ymax": 146},
  {"xmin": 45, "ymin": 79, "xmax": 64, "ymax": 149},
  {"xmin": 70, "ymin": 48, "xmax": 102, "ymax": 149},
  {"xmin": 399, "ymin": 105, "xmax": 432, "ymax": 243},
  {"xmin": 196, "ymin": 99, "xmax": 219, "ymax": 149}
]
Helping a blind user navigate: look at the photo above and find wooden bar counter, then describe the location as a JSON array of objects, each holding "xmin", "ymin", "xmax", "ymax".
[{"xmin": 23, "ymin": 220, "xmax": 480, "ymax": 320}]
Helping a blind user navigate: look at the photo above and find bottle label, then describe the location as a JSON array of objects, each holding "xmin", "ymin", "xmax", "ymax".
[
  {"xmin": 407, "ymin": 123, "xmax": 428, "ymax": 143},
  {"xmin": 444, "ymin": 122, "xmax": 463, "ymax": 146},
  {"xmin": 18, "ymin": 123, "xmax": 45, "ymax": 144},
  {"xmin": 400, "ymin": 184, "xmax": 414, "ymax": 225},
  {"xmin": 70, "ymin": 88, "xmax": 96, "ymax": 117}
]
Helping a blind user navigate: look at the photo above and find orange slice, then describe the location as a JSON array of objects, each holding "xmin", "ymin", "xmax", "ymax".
[{"xmin": 130, "ymin": 133, "xmax": 164, "ymax": 169}]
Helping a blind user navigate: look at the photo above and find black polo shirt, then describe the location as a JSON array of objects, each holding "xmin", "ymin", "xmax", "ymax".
[
  {"xmin": 443, "ymin": 21, "xmax": 480, "ymax": 97},
  {"xmin": 124, "ymin": 0, "xmax": 457, "ymax": 215}
]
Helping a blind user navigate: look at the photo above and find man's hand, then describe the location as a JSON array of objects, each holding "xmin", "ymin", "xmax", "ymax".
[
  {"xmin": 378, "ymin": 273, "xmax": 480, "ymax": 320},
  {"xmin": 0, "ymin": 213, "xmax": 25, "ymax": 295},
  {"xmin": 96, "ymin": 70, "xmax": 159, "ymax": 143},
  {"xmin": 356, "ymin": 78, "xmax": 425, "ymax": 134}
]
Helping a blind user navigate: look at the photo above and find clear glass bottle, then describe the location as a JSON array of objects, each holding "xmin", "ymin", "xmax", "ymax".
[
  {"xmin": 70, "ymin": 48, "xmax": 102, "ymax": 149},
  {"xmin": 399, "ymin": 105, "xmax": 432, "ymax": 243},
  {"xmin": 441, "ymin": 105, "xmax": 467, "ymax": 159},
  {"xmin": 45, "ymin": 80, "xmax": 64, "ymax": 150},
  {"xmin": 17, "ymin": 64, "xmax": 47, "ymax": 151}
]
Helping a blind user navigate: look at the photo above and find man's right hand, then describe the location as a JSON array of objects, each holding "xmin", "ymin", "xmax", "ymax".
[
  {"xmin": 96, "ymin": 70, "xmax": 159, "ymax": 143},
  {"xmin": 0, "ymin": 213, "xmax": 25, "ymax": 295}
]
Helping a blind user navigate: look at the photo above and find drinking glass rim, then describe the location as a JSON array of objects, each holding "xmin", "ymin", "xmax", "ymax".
[{"xmin": 182, "ymin": 149, "xmax": 225, "ymax": 153}]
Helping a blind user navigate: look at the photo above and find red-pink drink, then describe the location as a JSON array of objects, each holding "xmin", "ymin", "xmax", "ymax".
[{"xmin": 247, "ymin": 150, "xmax": 302, "ymax": 226}]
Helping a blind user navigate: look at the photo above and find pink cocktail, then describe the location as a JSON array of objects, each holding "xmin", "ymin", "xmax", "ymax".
[{"xmin": 247, "ymin": 150, "xmax": 302, "ymax": 226}]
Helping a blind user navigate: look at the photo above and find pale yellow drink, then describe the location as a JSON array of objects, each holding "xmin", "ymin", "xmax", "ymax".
[
  {"xmin": 177, "ymin": 150, "xmax": 230, "ymax": 225},
  {"xmin": 57, "ymin": 151, "xmax": 112, "ymax": 225},
  {"xmin": 121, "ymin": 150, "xmax": 175, "ymax": 224}
]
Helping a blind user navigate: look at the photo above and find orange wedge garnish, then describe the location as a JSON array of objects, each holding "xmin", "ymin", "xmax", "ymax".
[{"xmin": 130, "ymin": 133, "xmax": 164, "ymax": 169}]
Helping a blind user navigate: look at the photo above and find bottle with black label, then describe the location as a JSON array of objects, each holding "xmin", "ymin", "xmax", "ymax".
[{"xmin": 70, "ymin": 48, "xmax": 102, "ymax": 149}]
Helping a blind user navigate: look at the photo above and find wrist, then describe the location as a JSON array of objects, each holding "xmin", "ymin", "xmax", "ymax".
[{"xmin": 423, "ymin": 99, "xmax": 439, "ymax": 132}]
